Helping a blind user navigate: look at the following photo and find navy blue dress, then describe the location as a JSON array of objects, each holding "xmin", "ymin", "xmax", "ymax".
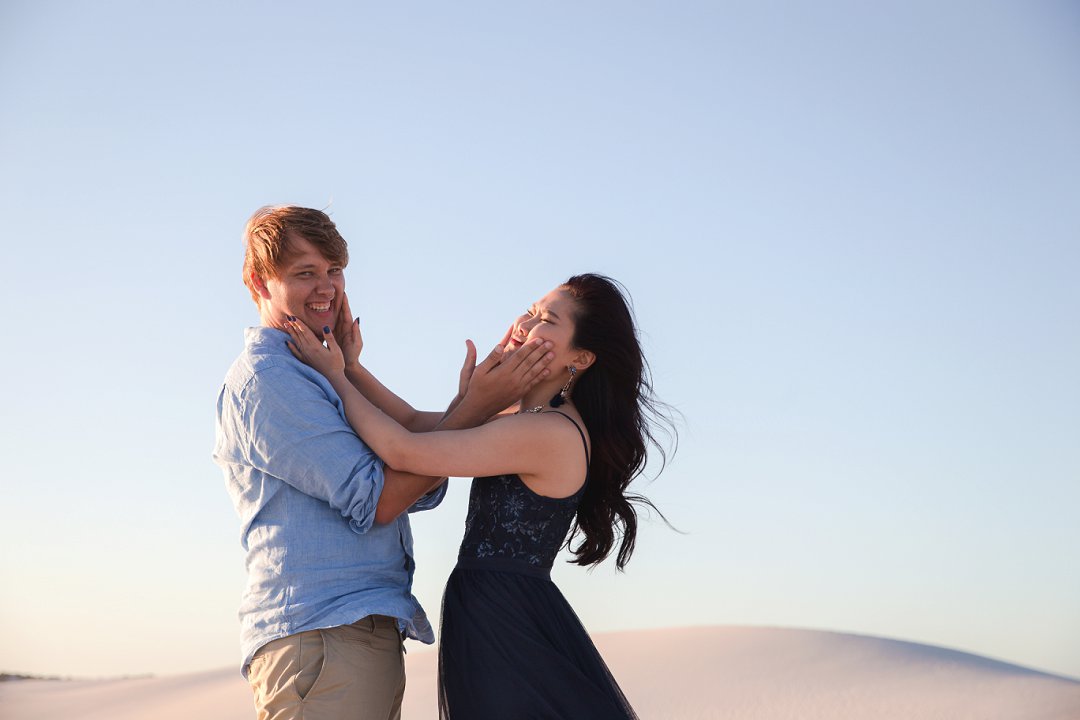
[{"xmin": 437, "ymin": 412, "xmax": 638, "ymax": 719}]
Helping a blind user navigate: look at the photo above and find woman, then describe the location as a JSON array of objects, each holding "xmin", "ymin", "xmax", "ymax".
[{"xmin": 286, "ymin": 273, "xmax": 672, "ymax": 719}]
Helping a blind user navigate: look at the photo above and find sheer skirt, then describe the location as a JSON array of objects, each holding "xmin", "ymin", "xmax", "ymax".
[{"xmin": 438, "ymin": 558, "xmax": 637, "ymax": 720}]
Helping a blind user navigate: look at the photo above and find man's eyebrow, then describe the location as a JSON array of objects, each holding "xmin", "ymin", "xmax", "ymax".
[{"xmin": 545, "ymin": 309, "xmax": 561, "ymax": 320}]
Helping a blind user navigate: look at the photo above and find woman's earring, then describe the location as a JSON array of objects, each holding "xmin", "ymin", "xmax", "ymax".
[{"xmin": 550, "ymin": 366, "xmax": 576, "ymax": 408}]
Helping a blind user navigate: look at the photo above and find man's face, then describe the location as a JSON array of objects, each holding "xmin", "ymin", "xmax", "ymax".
[{"xmin": 258, "ymin": 235, "xmax": 345, "ymax": 335}]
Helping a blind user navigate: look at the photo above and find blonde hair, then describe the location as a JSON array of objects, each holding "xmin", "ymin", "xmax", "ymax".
[{"xmin": 242, "ymin": 206, "xmax": 349, "ymax": 303}]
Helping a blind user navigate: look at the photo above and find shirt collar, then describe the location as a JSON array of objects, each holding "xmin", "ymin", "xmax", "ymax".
[{"xmin": 245, "ymin": 325, "xmax": 291, "ymax": 353}]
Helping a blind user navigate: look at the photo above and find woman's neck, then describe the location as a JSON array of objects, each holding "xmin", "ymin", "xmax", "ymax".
[{"xmin": 520, "ymin": 377, "xmax": 565, "ymax": 413}]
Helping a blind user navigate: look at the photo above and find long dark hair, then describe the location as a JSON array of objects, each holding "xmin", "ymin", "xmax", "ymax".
[{"xmin": 562, "ymin": 273, "xmax": 676, "ymax": 571}]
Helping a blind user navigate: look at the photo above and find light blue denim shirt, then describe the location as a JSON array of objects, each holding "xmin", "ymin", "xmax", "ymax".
[{"xmin": 213, "ymin": 327, "xmax": 446, "ymax": 676}]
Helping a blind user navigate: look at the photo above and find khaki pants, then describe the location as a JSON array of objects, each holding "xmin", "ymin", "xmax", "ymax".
[{"xmin": 248, "ymin": 615, "xmax": 406, "ymax": 720}]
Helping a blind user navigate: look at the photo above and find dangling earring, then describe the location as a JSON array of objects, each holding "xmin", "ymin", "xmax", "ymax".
[{"xmin": 550, "ymin": 366, "xmax": 576, "ymax": 407}]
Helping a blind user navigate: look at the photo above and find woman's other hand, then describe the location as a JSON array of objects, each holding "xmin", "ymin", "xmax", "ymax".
[{"xmin": 333, "ymin": 292, "xmax": 363, "ymax": 369}]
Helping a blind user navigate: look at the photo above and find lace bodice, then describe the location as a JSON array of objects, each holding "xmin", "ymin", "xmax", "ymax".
[
  {"xmin": 457, "ymin": 411, "xmax": 590, "ymax": 569},
  {"xmin": 457, "ymin": 473, "xmax": 585, "ymax": 568}
]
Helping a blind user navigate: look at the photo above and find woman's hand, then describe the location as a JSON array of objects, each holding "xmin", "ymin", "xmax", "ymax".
[
  {"xmin": 285, "ymin": 317, "xmax": 346, "ymax": 378},
  {"xmin": 333, "ymin": 293, "xmax": 363, "ymax": 369}
]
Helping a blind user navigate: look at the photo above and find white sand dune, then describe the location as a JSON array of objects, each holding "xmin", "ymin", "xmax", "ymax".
[{"xmin": 3, "ymin": 626, "xmax": 1078, "ymax": 719}]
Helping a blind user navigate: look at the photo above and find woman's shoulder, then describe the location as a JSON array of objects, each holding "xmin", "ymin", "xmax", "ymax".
[
  {"xmin": 537, "ymin": 409, "xmax": 590, "ymax": 448},
  {"xmin": 510, "ymin": 409, "xmax": 591, "ymax": 498}
]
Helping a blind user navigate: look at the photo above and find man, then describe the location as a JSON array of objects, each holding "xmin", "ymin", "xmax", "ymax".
[{"xmin": 213, "ymin": 206, "xmax": 551, "ymax": 720}]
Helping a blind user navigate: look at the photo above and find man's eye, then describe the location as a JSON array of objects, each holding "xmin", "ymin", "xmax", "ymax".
[{"xmin": 329, "ymin": 268, "xmax": 343, "ymax": 275}]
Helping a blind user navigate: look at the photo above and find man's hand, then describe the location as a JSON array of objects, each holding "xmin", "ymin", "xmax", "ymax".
[
  {"xmin": 452, "ymin": 337, "xmax": 554, "ymax": 422},
  {"xmin": 455, "ymin": 323, "xmax": 515, "ymax": 399},
  {"xmin": 333, "ymin": 293, "xmax": 363, "ymax": 369},
  {"xmin": 457, "ymin": 339, "xmax": 479, "ymax": 400}
]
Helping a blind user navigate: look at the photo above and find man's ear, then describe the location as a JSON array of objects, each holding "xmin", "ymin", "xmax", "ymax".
[
  {"xmin": 572, "ymin": 348, "xmax": 596, "ymax": 372},
  {"xmin": 251, "ymin": 273, "xmax": 272, "ymax": 300}
]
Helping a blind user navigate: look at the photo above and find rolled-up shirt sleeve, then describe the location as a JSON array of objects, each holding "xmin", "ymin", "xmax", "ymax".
[
  {"xmin": 408, "ymin": 482, "xmax": 448, "ymax": 513},
  {"xmin": 238, "ymin": 364, "xmax": 385, "ymax": 534}
]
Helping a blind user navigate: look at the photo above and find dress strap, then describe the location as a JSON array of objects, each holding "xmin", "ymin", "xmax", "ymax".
[{"xmin": 544, "ymin": 410, "xmax": 591, "ymax": 470}]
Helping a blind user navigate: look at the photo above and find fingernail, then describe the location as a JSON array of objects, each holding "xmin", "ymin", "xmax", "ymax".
[{"xmin": 323, "ymin": 326, "xmax": 331, "ymax": 334}]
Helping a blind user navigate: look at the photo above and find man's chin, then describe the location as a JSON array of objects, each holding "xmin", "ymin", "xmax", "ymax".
[
  {"xmin": 303, "ymin": 310, "xmax": 338, "ymax": 333},
  {"xmin": 291, "ymin": 317, "xmax": 326, "ymax": 337}
]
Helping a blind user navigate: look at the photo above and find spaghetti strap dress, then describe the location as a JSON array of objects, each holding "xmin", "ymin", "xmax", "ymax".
[{"xmin": 437, "ymin": 411, "xmax": 638, "ymax": 719}]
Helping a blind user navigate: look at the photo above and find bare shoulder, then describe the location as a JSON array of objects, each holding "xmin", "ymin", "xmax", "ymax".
[
  {"xmin": 493, "ymin": 408, "xmax": 589, "ymax": 444},
  {"xmin": 516, "ymin": 409, "xmax": 591, "ymax": 498},
  {"xmin": 539, "ymin": 409, "xmax": 590, "ymax": 451}
]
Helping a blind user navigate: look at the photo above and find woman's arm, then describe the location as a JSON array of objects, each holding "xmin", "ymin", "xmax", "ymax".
[{"xmin": 287, "ymin": 321, "xmax": 559, "ymax": 479}]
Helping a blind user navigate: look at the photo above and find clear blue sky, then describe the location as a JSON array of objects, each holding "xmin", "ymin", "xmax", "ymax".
[{"xmin": 2, "ymin": 0, "xmax": 1078, "ymax": 680}]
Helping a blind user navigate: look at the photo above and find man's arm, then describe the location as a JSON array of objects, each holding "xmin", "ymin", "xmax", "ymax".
[
  {"xmin": 344, "ymin": 363, "xmax": 451, "ymax": 432},
  {"xmin": 374, "ymin": 468, "xmax": 445, "ymax": 525},
  {"xmin": 368, "ymin": 341, "xmax": 553, "ymax": 524},
  {"xmin": 344, "ymin": 336, "xmax": 496, "ymax": 432},
  {"xmin": 336, "ymin": 297, "xmax": 508, "ymax": 432}
]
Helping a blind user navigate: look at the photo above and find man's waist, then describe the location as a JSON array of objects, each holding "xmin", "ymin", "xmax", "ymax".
[
  {"xmin": 243, "ymin": 569, "xmax": 414, "ymax": 605},
  {"xmin": 239, "ymin": 603, "xmax": 436, "ymax": 677}
]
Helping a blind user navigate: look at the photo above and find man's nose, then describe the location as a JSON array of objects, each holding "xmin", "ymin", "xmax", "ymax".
[{"xmin": 316, "ymin": 274, "xmax": 335, "ymax": 295}]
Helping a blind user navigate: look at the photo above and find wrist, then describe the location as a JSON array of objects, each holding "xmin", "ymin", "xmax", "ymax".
[
  {"xmin": 438, "ymin": 397, "xmax": 486, "ymax": 430},
  {"xmin": 461, "ymin": 388, "xmax": 508, "ymax": 420},
  {"xmin": 326, "ymin": 368, "xmax": 350, "ymax": 385}
]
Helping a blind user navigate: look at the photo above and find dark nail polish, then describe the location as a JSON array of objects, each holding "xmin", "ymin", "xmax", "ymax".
[{"xmin": 323, "ymin": 326, "xmax": 331, "ymax": 334}]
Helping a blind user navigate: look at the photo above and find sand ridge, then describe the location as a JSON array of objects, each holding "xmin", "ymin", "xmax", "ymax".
[{"xmin": 2, "ymin": 626, "xmax": 1078, "ymax": 719}]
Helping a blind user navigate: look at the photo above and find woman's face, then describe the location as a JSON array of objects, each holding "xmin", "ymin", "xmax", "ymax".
[{"xmin": 505, "ymin": 287, "xmax": 580, "ymax": 358}]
